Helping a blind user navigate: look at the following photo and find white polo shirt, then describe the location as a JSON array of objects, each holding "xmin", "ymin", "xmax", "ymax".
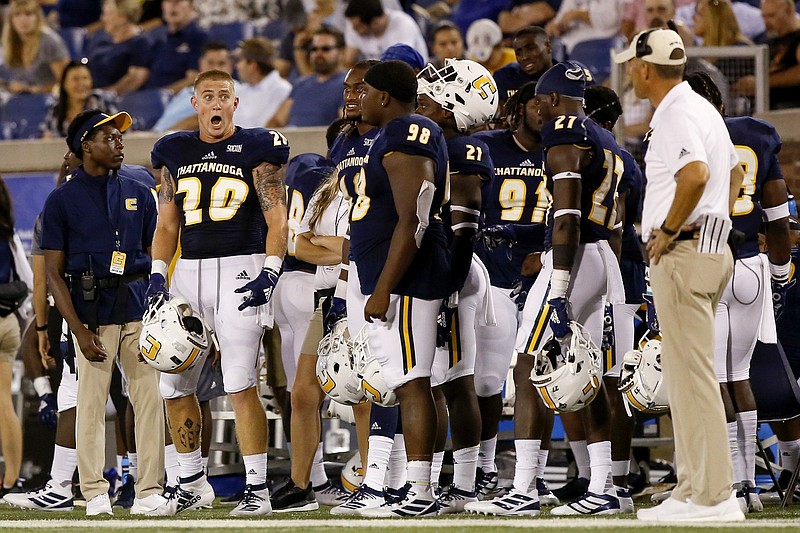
[
  {"xmin": 642, "ymin": 81, "xmax": 738, "ymax": 241},
  {"xmin": 344, "ymin": 10, "xmax": 428, "ymax": 62}
]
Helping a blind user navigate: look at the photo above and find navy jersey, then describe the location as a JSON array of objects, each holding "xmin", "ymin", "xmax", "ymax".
[
  {"xmin": 541, "ymin": 114, "xmax": 623, "ymax": 244},
  {"xmin": 349, "ymin": 114, "xmax": 450, "ymax": 299},
  {"xmin": 151, "ymin": 127, "xmax": 290, "ymax": 260},
  {"xmin": 329, "ymin": 127, "xmax": 380, "ymax": 201},
  {"xmin": 726, "ymin": 116, "xmax": 783, "ymax": 258},
  {"xmin": 493, "ymin": 63, "xmax": 540, "ymax": 103},
  {"xmin": 285, "ymin": 153, "xmax": 331, "ymax": 274},
  {"xmin": 442, "ymin": 135, "xmax": 494, "ymax": 239},
  {"xmin": 618, "ymin": 149, "xmax": 644, "ymax": 263},
  {"xmin": 473, "ymin": 128, "xmax": 549, "ymax": 289}
]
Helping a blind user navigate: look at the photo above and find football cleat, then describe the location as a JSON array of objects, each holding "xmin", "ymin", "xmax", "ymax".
[
  {"xmin": 384, "ymin": 484, "xmax": 410, "ymax": 505},
  {"xmin": 550, "ymin": 491, "xmax": 621, "ymax": 515},
  {"xmin": 360, "ymin": 487, "xmax": 439, "ymax": 517},
  {"xmin": 617, "ymin": 487, "xmax": 635, "ymax": 514},
  {"xmin": 112, "ymin": 476, "xmax": 134, "ymax": 509},
  {"xmin": 464, "ymin": 488, "xmax": 540, "ymax": 516},
  {"xmin": 229, "ymin": 483, "xmax": 272, "ymax": 517},
  {"xmin": 271, "ymin": 480, "xmax": 318, "ymax": 513},
  {"xmin": 736, "ymin": 481, "xmax": 763, "ymax": 513},
  {"xmin": 150, "ymin": 475, "xmax": 215, "ymax": 516},
  {"xmin": 552, "ymin": 476, "xmax": 590, "ymax": 502},
  {"xmin": 313, "ymin": 480, "xmax": 350, "ymax": 506},
  {"xmin": 330, "ymin": 484, "xmax": 384, "ymax": 516},
  {"xmin": 475, "ymin": 468, "xmax": 499, "ymax": 499},
  {"xmin": 536, "ymin": 477, "xmax": 560, "ymax": 506},
  {"xmin": 437, "ymin": 484, "xmax": 478, "ymax": 514},
  {"xmin": 3, "ymin": 479, "xmax": 73, "ymax": 511}
]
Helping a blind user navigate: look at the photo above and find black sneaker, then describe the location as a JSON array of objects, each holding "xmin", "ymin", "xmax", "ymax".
[
  {"xmin": 270, "ymin": 480, "xmax": 319, "ymax": 513},
  {"xmin": 552, "ymin": 476, "xmax": 589, "ymax": 502},
  {"xmin": 113, "ymin": 476, "xmax": 135, "ymax": 509},
  {"xmin": 0, "ymin": 478, "xmax": 25, "ymax": 499}
]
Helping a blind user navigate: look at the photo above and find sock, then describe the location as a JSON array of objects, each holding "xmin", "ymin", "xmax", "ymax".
[
  {"xmin": 728, "ymin": 421, "xmax": 744, "ymax": 483},
  {"xmin": 778, "ymin": 438, "xmax": 800, "ymax": 473},
  {"xmin": 612, "ymin": 459, "xmax": 630, "ymax": 484},
  {"xmin": 431, "ymin": 451, "xmax": 445, "ymax": 488},
  {"xmin": 512, "ymin": 439, "xmax": 540, "ymax": 494},
  {"xmin": 407, "ymin": 460, "xmax": 432, "ymax": 496},
  {"xmin": 127, "ymin": 452, "xmax": 138, "ymax": 481},
  {"xmin": 453, "ymin": 446, "xmax": 479, "ymax": 492},
  {"xmin": 479, "ymin": 437, "xmax": 498, "ymax": 473},
  {"xmin": 364, "ymin": 435, "xmax": 392, "ymax": 491},
  {"xmin": 570, "ymin": 440, "xmax": 590, "ymax": 480},
  {"xmin": 310, "ymin": 442, "xmax": 328, "ymax": 488},
  {"xmin": 536, "ymin": 449, "xmax": 549, "ymax": 479},
  {"xmin": 115, "ymin": 455, "xmax": 124, "ymax": 480},
  {"xmin": 587, "ymin": 441, "xmax": 612, "ymax": 495},
  {"xmin": 51, "ymin": 445, "xmax": 78, "ymax": 490},
  {"xmin": 243, "ymin": 453, "xmax": 267, "ymax": 486},
  {"xmin": 202, "ymin": 455, "xmax": 209, "ymax": 473},
  {"xmin": 177, "ymin": 448, "xmax": 203, "ymax": 481},
  {"xmin": 387, "ymin": 433, "xmax": 407, "ymax": 490},
  {"xmin": 164, "ymin": 444, "xmax": 179, "ymax": 487},
  {"xmin": 736, "ymin": 410, "xmax": 757, "ymax": 484}
]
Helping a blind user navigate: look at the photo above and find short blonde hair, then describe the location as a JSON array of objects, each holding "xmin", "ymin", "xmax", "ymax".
[
  {"xmin": 194, "ymin": 69, "xmax": 236, "ymax": 93},
  {"xmin": 104, "ymin": 0, "xmax": 142, "ymax": 24}
]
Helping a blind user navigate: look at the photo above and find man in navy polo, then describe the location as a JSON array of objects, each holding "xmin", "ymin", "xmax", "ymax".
[{"xmin": 41, "ymin": 109, "xmax": 165, "ymax": 517}]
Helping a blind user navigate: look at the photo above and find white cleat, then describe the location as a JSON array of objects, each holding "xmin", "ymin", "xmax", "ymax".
[
  {"xmin": 3, "ymin": 480, "xmax": 73, "ymax": 511},
  {"xmin": 229, "ymin": 483, "xmax": 272, "ymax": 517},
  {"xmin": 464, "ymin": 489, "xmax": 540, "ymax": 516}
]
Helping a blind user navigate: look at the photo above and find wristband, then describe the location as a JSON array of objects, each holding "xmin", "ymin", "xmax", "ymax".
[
  {"xmin": 33, "ymin": 376, "xmax": 52, "ymax": 397},
  {"xmin": 770, "ymin": 260, "xmax": 792, "ymax": 283},
  {"xmin": 549, "ymin": 268, "xmax": 571, "ymax": 299},
  {"xmin": 334, "ymin": 278, "xmax": 348, "ymax": 299},
  {"xmin": 263, "ymin": 255, "xmax": 283, "ymax": 273},
  {"xmin": 35, "ymin": 323, "xmax": 48, "ymax": 331},
  {"xmin": 151, "ymin": 259, "xmax": 168, "ymax": 278},
  {"xmin": 659, "ymin": 223, "xmax": 678, "ymax": 237}
]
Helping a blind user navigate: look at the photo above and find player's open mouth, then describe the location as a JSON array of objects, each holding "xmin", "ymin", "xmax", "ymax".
[{"xmin": 211, "ymin": 115, "xmax": 222, "ymax": 126}]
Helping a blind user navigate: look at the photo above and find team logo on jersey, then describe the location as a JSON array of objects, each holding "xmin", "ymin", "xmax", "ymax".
[
  {"xmin": 227, "ymin": 144, "xmax": 242, "ymax": 153},
  {"xmin": 678, "ymin": 147, "xmax": 690, "ymax": 158},
  {"xmin": 125, "ymin": 198, "xmax": 137, "ymax": 210},
  {"xmin": 202, "ymin": 151, "xmax": 217, "ymax": 160},
  {"xmin": 347, "ymin": 148, "xmax": 356, "ymax": 156},
  {"xmin": 235, "ymin": 270, "xmax": 250, "ymax": 280},
  {"xmin": 363, "ymin": 138, "xmax": 374, "ymax": 147}
]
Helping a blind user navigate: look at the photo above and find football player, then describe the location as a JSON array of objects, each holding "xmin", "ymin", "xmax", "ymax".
[
  {"xmin": 347, "ymin": 60, "xmax": 451, "ymax": 518},
  {"xmin": 467, "ymin": 82, "xmax": 555, "ymax": 509},
  {"xmin": 686, "ymin": 71, "xmax": 792, "ymax": 513},
  {"xmin": 146, "ymin": 69, "xmax": 290, "ymax": 516},
  {"xmin": 415, "ymin": 58, "xmax": 498, "ymax": 513}
]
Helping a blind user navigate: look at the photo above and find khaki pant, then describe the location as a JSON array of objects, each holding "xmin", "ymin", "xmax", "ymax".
[
  {"xmin": 0, "ymin": 313, "xmax": 20, "ymax": 362},
  {"xmin": 75, "ymin": 321, "xmax": 164, "ymax": 500},
  {"xmin": 650, "ymin": 240, "xmax": 734, "ymax": 506}
]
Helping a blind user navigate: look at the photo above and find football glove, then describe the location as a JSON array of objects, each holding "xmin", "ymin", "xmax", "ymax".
[
  {"xmin": 643, "ymin": 293, "xmax": 660, "ymax": 334},
  {"xmin": 436, "ymin": 300, "xmax": 457, "ymax": 348},
  {"xmin": 772, "ymin": 278, "xmax": 796, "ymax": 321},
  {"xmin": 478, "ymin": 224, "xmax": 516, "ymax": 250},
  {"xmin": 236, "ymin": 266, "xmax": 280, "ymax": 310},
  {"xmin": 38, "ymin": 392, "xmax": 58, "ymax": 429},
  {"xmin": 324, "ymin": 296, "xmax": 347, "ymax": 334},
  {"xmin": 602, "ymin": 303, "xmax": 614, "ymax": 352},
  {"xmin": 547, "ymin": 296, "xmax": 571, "ymax": 339},
  {"xmin": 511, "ymin": 279, "xmax": 529, "ymax": 312},
  {"xmin": 145, "ymin": 273, "xmax": 168, "ymax": 307}
]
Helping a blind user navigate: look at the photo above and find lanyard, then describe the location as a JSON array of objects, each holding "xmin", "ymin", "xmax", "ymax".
[{"xmin": 105, "ymin": 170, "xmax": 122, "ymax": 252}]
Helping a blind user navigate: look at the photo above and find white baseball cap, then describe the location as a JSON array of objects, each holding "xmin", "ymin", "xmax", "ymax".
[
  {"xmin": 466, "ymin": 18, "xmax": 502, "ymax": 63},
  {"xmin": 613, "ymin": 28, "xmax": 686, "ymax": 66}
]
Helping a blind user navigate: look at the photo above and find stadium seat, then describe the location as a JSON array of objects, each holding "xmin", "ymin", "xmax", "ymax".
[
  {"xmin": 207, "ymin": 21, "xmax": 255, "ymax": 51},
  {"xmin": 751, "ymin": 340, "xmax": 800, "ymax": 508},
  {"xmin": 0, "ymin": 93, "xmax": 51, "ymax": 139},
  {"xmin": 59, "ymin": 26, "xmax": 87, "ymax": 60},
  {"xmin": 254, "ymin": 20, "xmax": 290, "ymax": 42},
  {"xmin": 119, "ymin": 88, "xmax": 172, "ymax": 131},
  {"xmin": 568, "ymin": 35, "xmax": 626, "ymax": 84}
]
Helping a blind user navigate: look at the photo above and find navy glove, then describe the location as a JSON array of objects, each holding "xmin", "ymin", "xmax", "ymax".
[
  {"xmin": 602, "ymin": 304, "xmax": 615, "ymax": 352},
  {"xmin": 643, "ymin": 293, "xmax": 660, "ymax": 333},
  {"xmin": 236, "ymin": 267, "xmax": 279, "ymax": 311},
  {"xmin": 38, "ymin": 392, "xmax": 58, "ymax": 429},
  {"xmin": 773, "ymin": 278, "xmax": 796, "ymax": 321},
  {"xmin": 436, "ymin": 300, "xmax": 457, "ymax": 348},
  {"xmin": 324, "ymin": 296, "xmax": 347, "ymax": 334},
  {"xmin": 547, "ymin": 297, "xmax": 571, "ymax": 339},
  {"xmin": 145, "ymin": 273, "xmax": 168, "ymax": 306},
  {"xmin": 478, "ymin": 224, "xmax": 517, "ymax": 250},
  {"xmin": 511, "ymin": 279, "xmax": 529, "ymax": 312}
]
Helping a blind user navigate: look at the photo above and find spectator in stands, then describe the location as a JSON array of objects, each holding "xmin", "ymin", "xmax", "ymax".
[
  {"xmin": 674, "ymin": 1, "xmax": 766, "ymax": 42},
  {"xmin": 56, "ymin": 0, "xmax": 103, "ymax": 30},
  {"xmin": 493, "ymin": 26, "xmax": 554, "ymax": 106},
  {"xmin": 153, "ymin": 41, "xmax": 234, "ymax": 131},
  {"xmin": 276, "ymin": 0, "xmax": 329, "ymax": 80},
  {"xmin": 621, "ymin": 0, "xmax": 695, "ymax": 40},
  {"xmin": 41, "ymin": 59, "xmax": 118, "ymax": 138},
  {"xmin": 545, "ymin": 0, "xmax": 625, "ymax": 54},
  {"xmin": 270, "ymin": 27, "xmax": 346, "ymax": 127},
  {"xmin": 693, "ymin": 0, "xmax": 753, "ymax": 86},
  {"xmin": 192, "ymin": 0, "xmax": 279, "ymax": 29},
  {"xmin": 234, "ymin": 37, "xmax": 292, "ymax": 128},
  {"xmin": 634, "ymin": 0, "xmax": 695, "ymax": 44},
  {"xmin": 342, "ymin": 0, "xmax": 428, "ymax": 65},
  {"xmin": 734, "ymin": 0, "xmax": 800, "ymax": 109},
  {"xmin": 144, "ymin": 0, "xmax": 208, "ymax": 93},
  {"xmin": 84, "ymin": 0, "xmax": 152, "ymax": 96},
  {"xmin": 0, "ymin": 0, "xmax": 70, "ymax": 95},
  {"xmin": 430, "ymin": 21, "xmax": 465, "ymax": 68},
  {"xmin": 499, "ymin": 0, "xmax": 560, "ymax": 34},
  {"xmin": 0, "ymin": 176, "xmax": 30, "ymax": 501},
  {"xmin": 465, "ymin": 18, "xmax": 517, "ymax": 74}
]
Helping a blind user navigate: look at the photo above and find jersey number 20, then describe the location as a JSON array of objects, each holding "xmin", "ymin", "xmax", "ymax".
[{"xmin": 177, "ymin": 176, "xmax": 248, "ymax": 225}]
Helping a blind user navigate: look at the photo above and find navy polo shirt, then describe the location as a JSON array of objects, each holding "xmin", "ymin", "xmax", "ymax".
[
  {"xmin": 85, "ymin": 31, "xmax": 153, "ymax": 89},
  {"xmin": 145, "ymin": 21, "xmax": 208, "ymax": 89},
  {"xmin": 41, "ymin": 168, "xmax": 157, "ymax": 325}
]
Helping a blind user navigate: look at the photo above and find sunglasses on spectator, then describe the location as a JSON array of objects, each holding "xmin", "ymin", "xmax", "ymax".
[{"xmin": 309, "ymin": 45, "xmax": 339, "ymax": 52}]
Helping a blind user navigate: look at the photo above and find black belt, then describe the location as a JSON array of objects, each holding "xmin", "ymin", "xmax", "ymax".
[
  {"xmin": 96, "ymin": 273, "xmax": 148, "ymax": 288},
  {"xmin": 675, "ymin": 230, "xmax": 700, "ymax": 241}
]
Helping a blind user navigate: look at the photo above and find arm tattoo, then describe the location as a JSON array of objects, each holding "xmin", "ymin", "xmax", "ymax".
[
  {"xmin": 159, "ymin": 167, "xmax": 176, "ymax": 204},
  {"xmin": 253, "ymin": 161, "xmax": 286, "ymax": 212}
]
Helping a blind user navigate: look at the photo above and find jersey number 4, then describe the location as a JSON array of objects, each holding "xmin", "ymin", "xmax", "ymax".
[{"xmin": 177, "ymin": 176, "xmax": 248, "ymax": 225}]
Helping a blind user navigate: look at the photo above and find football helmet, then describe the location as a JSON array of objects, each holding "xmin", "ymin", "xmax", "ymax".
[
  {"xmin": 529, "ymin": 321, "xmax": 602, "ymax": 412},
  {"xmin": 316, "ymin": 320, "xmax": 365, "ymax": 406},
  {"xmin": 139, "ymin": 296, "xmax": 210, "ymax": 373},
  {"xmin": 340, "ymin": 451, "xmax": 364, "ymax": 493},
  {"xmin": 618, "ymin": 333, "xmax": 669, "ymax": 414},
  {"xmin": 351, "ymin": 326, "xmax": 398, "ymax": 407},
  {"xmin": 417, "ymin": 58, "xmax": 498, "ymax": 132}
]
